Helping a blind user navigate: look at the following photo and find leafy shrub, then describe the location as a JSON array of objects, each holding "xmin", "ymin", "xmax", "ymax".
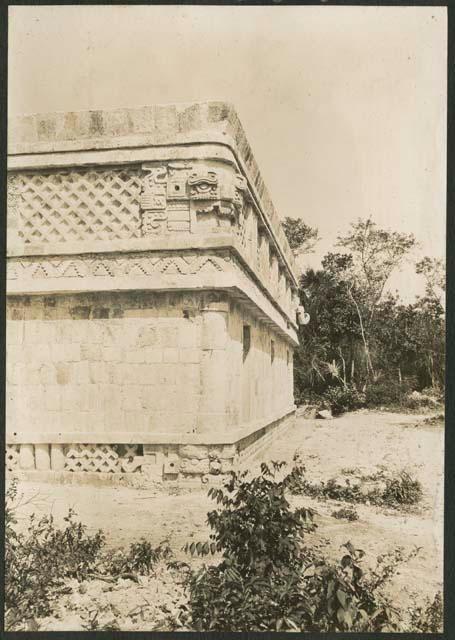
[
  {"xmin": 287, "ymin": 468, "xmax": 422, "ymax": 510},
  {"xmin": 320, "ymin": 384, "xmax": 365, "ymax": 416},
  {"xmin": 365, "ymin": 379, "xmax": 408, "ymax": 407},
  {"xmin": 5, "ymin": 481, "xmax": 105, "ymax": 630},
  {"xmin": 100, "ymin": 538, "xmax": 172, "ymax": 576},
  {"xmin": 331, "ymin": 507, "xmax": 359, "ymax": 521},
  {"xmin": 184, "ymin": 464, "xmax": 420, "ymax": 632},
  {"xmin": 382, "ymin": 472, "xmax": 423, "ymax": 506},
  {"xmin": 409, "ymin": 591, "xmax": 443, "ymax": 632},
  {"xmin": 403, "ymin": 390, "xmax": 442, "ymax": 410}
]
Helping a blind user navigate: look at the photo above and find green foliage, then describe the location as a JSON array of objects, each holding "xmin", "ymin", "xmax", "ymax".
[
  {"xmin": 185, "ymin": 464, "xmax": 421, "ymax": 632},
  {"xmin": 382, "ymin": 472, "xmax": 423, "ymax": 506},
  {"xmin": 331, "ymin": 507, "xmax": 359, "ymax": 521},
  {"xmin": 287, "ymin": 468, "xmax": 423, "ymax": 510},
  {"xmin": 5, "ymin": 480, "xmax": 105, "ymax": 630},
  {"xmin": 320, "ymin": 384, "xmax": 365, "ymax": 416},
  {"xmin": 365, "ymin": 378, "xmax": 410, "ymax": 407},
  {"xmin": 100, "ymin": 538, "xmax": 172, "ymax": 576},
  {"xmin": 409, "ymin": 591, "xmax": 443, "ymax": 632},
  {"xmin": 282, "ymin": 217, "xmax": 320, "ymax": 254},
  {"xmin": 287, "ymin": 215, "xmax": 444, "ymax": 405}
]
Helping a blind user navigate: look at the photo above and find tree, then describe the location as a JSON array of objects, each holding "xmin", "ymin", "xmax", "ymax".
[
  {"xmin": 282, "ymin": 217, "xmax": 320, "ymax": 255},
  {"xmin": 332, "ymin": 218, "xmax": 417, "ymax": 382},
  {"xmin": 416, "ymin": 256, "xmax": 445, "ymax": 304}
]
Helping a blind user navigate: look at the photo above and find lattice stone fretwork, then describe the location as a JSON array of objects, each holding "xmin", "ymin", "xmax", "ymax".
[
  {"xmin": 13, "ymin": 168, "xmax": 143, "ymax": 244},
  {"xmin": 6, "ymin": 444, "xmax": 20, "ymax": 472},
  {"xmin": 64, "ymin": 443, "xmax": 141, "ymax": 473}
]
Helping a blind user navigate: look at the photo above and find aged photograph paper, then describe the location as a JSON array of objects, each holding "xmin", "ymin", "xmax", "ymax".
[{"xmin": 5, "ymin": 5, "xmax": 446, "ymax": 632}]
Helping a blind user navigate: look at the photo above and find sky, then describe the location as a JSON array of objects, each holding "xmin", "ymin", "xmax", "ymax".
[{"xmin": 8, "ymin": 5, "xmax": 447, "ymax": 300}]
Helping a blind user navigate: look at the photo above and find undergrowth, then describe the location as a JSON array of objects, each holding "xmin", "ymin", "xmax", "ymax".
[
  {"xmin": 331, "ymin": 507, "xmax": 359, "ymax": 521},
  {"xmin": 287, "ymin": 467, "xmax": 423, "ymax": 509},
  {"xmin": 6, "ymin": 466, "xmax": 439, "ymax": 633},
  {"xmin": 182, "ymin": 463, "xmax": 429, "ymax": 632}
]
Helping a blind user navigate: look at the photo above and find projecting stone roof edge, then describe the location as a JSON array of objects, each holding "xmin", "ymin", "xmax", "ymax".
[{"xmin": 8, "ymin": 101, "xmax": 298, "ymax": 283}]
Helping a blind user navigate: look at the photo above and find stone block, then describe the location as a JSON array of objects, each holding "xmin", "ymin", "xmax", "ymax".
[
  {"xmin": 122, "ymin": 386, "xmax": 143, "ymax": 412},
  {"xmin": 19, "ymin": 444, "xmax": 35, "ymax": 470},
  {"xmin": 31, "ymin": 343, "xmax": 51, "ymax": 363},
  {"xmin": 143, "ymin": 348, "xmax": 163, "ymax": 364},
  {"xmin": 39, "ymin": 363, "xmax": 56, "ymax": 385},
  {"xmin": 56, "ymin": 362, "xmax": 71, "ymax": 385},
  {"xmin": 157, "ymin": 364, "xmax": 177, "ymax": 385},
  {"xmin": 73, "ymin": 361, "xmax": 90, "ymax": 384},
  {"xmin": 35, "ymin": 443, "xmax": 51, "ymax": 470},
  {"xmin": 7, "ymin": 321, "xmax": 23, "ymax": 345},
  {"xmin": 163, "ymin": 453, "xmax": 180, "ymax": 475},
  {"xmin": 123, "ymin": 410, "xmax": 147, "ymax": 431},
  {"xmin": 179, "ymin": 444, "xmax": 209, "ymax": 460},
  {"xmin": 209, "ymin": 444, "xmax": 237, "ymax": 459},
  {"xmin": 136, "ymin": 325, "xmax": 157, "ymax": 347},
  {"xmin": 136, "ymin": 364, "xmax": 158, "ymax": 386},
  {"xmin": 51, "ymin": 443, "xmax": 66, "ymax": 470},
  {"xmin": 25, "ymin": 366, "xmax": 42, "ymax": 387},
  {"xmin": 81, "ymin": 344, "xmax": 102, "ymax": 361},
  {"xmin": 7, "ymin": 344, "xmax": 26, "ymax": 363},
  {"xmin": 179, "ymin": 349, "xmax": 200, "ymax": 364},
  {"xmin": 105, "ymin": 407, "xmax": 125, "ymax": 431},
  {"xmin": 126, "ymin": 348, "xmax": 146, "ymax": 364},
  {"xmin": 89, "ymin": 362, "xmax": 108, "ymax": 384},
  {"xmin": 180, "ymin": 458, "xmax": 210, "ymax": 475},
  {"xmin": 61, "ymin": 385, "xmax": 87, "ymax": 411},
  {"xmin": 45, "ymin": 385, "xmax": 61, "ymax": 411},
  {"xmin": 163, "ymin": 347, "xmax": 179, "ymax": 363},
  {"xmin": 178, "ymin": 324, "xmax": 200, "ymax": 349},
  {"xmin": 106, "ymin": 363, "xmax": 123, "ymax": 385},
  {"xmin": 88, "ymin": 385, "xmax": 103, "ymax": 412},
  {"xmin": 103, "ymin": 346, "xmax": 122, "ymax": 362},
  {"xmin": 102, "ymin": 384, "xmax": 123, "ymax": 412}
]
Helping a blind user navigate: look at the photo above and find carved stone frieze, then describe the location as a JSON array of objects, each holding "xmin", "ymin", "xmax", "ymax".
[
  {"xmin": 140, "ymin": 166, "xmax": 168, "ymax": 235},
  {"xmin": 7, "ymin": 250, "xmax": 231, "ymax": 282},
  {"xmin": 9, "ymin": 168, "xmax": 143, "ymax": 244},
  {"xmin": 188, "ymin": 168, "xmax": 247, "ymax": 220}
]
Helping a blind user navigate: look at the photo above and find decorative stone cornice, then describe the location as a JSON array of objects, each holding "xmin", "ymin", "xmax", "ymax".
[{"xmin": 8, "ymin": 102, "xmax": 298, "ymax": 285}]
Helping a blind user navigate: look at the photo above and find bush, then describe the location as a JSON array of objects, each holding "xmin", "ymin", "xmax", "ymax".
[
  {"xmin": 331, "ymin": 507, "xmax": 359, "ymax": 521},
  {"xmin": 184, "ymin": 464, "xmax": 421, "ymax": 632},
  {"xmin": 287, "ymin": 468, "xmax": 423, "ymax": 510},
  {"xmin": 382, "ymin": 472, "xmax": 423, "ymax": 506},
  {"xmin": 99, "ymin": 538, "xmax": 172, "ymax": 577},
  {"xmin": 409, "ymin": 591, "xmax": 443, "ymax": 632},
  {"xmin": 5, "ymin": 480, "xmax": 105, "ymax": 630},
  {"xmin": 365, "ymin": 379, "xmax": 408, "ymax": 407},
  {"xmin": 321, "ymin": 384, "xmax": 365, "ymax": 416}
]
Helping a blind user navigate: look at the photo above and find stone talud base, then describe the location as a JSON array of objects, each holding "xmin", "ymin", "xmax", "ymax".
[{"xmin": 6, "ymin": 412, "xmax": 295, "ymax": 484}]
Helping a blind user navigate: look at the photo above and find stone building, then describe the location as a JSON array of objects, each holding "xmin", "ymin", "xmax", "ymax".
[{"xmin": 6, "ymin": 101, "xmax": 303, "ymax": 481}]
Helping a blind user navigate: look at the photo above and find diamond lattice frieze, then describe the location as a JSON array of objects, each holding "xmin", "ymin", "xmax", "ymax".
[{"xmin": 14, "ymin": 168, "xmax": 143, "ymax": 244}]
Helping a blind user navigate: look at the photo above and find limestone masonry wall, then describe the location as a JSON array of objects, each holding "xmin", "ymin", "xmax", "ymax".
[{"xmin": 6, "ymin": 102, "xmax": 302, "ymax": 482}]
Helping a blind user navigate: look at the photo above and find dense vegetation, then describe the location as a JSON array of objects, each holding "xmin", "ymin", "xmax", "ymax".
[
  {"xmin": 282, "ymin": 217, "xmax": 445, "ymax": 411},
  {"xmin": 6, "ymin": 467, "xmax": 442, "ymax": 632}
]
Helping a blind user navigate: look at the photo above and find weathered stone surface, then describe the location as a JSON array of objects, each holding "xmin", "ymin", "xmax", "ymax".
[
  {"xmin": 209, "ymin": 445, "xmax": 237, "ymax": 460},
  {"xmin": 180, "ymin": 458, "xmax": 210, "ymax": 475},
  {"xmin": 19, "ymin": 443, "xmax": 35, "ymax": 470},
  {"xmin": 316, "ymin": 409, "xmax": 333, "ymax": 420},
  {"xmin": 35, "ymin": 443, "xmax": 51, "ymax": 470},
  {"xmin": 179, "ymin": 445, "xmax": 209, "ymax": 460},
  {"xmin": 50, "ymin": 443, "xmax": 65, "ymax": 470},
  {"xmin": 6, "ymin": 103, "xmax": 301, "ymax": 481}
]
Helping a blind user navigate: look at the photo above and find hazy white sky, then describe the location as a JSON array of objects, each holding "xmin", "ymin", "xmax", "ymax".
[{"xmin": 8, "ymin": 6, "xmax": 447, "ymax": 300}]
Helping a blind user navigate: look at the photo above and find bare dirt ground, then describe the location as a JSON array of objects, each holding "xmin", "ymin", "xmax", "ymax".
[{"xmin": 8, "ymin": 409, "xmax": 444, "ymax": 630}]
